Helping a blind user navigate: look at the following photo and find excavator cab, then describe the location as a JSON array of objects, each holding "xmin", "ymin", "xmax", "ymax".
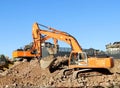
[
  {"xmin": 69, "ymin": 51, "xmax": 114, "ymax": 69},
  {"xmin": 69, "ymin": 51, "xmax": 88, "ymax": 66}
]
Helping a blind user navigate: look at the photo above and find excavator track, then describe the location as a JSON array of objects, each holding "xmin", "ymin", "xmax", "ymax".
[
  {"xmin": 60, "ymin": 67, "xmax": 112, "ymax": 83},
  {"xmin": 72, "ymin": 69, "xmax": 92, "ymax": 79}
]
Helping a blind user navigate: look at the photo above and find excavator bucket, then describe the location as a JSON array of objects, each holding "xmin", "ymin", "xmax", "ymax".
[{"xmin": 40, "ymin": 55, "xmax": 56, "ymax": 69}]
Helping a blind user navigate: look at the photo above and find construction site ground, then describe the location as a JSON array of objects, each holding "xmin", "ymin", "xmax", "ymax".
[{"xmin": 0, "ymin": 57, "xmax": 120, "ymax": 88}]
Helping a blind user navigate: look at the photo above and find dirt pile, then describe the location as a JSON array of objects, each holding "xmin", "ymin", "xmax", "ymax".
[{"xmin": 0, "ymin": 58, "xmax": 120, "ymax": 88}]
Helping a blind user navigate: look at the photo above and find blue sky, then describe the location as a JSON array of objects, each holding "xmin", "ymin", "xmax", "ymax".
[{"xmin": 0, "ymin": 0, "xmax": 120, "ymax": 58}]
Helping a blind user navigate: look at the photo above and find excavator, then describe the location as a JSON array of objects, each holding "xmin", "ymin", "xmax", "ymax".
[{"xmin": 12, "ymin": 22, "xmax": 114, "ymax": 77}]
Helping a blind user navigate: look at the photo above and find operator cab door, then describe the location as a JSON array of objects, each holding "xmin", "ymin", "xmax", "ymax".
[{"xmin": 70, "ymin": 52, "xmax": 88, "ymax": 66}]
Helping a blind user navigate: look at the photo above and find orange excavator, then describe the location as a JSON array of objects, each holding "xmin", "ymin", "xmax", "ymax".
[{"xmin": 12, "ymin": 22, "xmax": 114, "ymax": 71}]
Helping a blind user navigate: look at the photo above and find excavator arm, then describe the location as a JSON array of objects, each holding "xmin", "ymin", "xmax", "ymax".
[{"xmin": 38, "ymin": 27, "xmax": 83, "ymax": 52}]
